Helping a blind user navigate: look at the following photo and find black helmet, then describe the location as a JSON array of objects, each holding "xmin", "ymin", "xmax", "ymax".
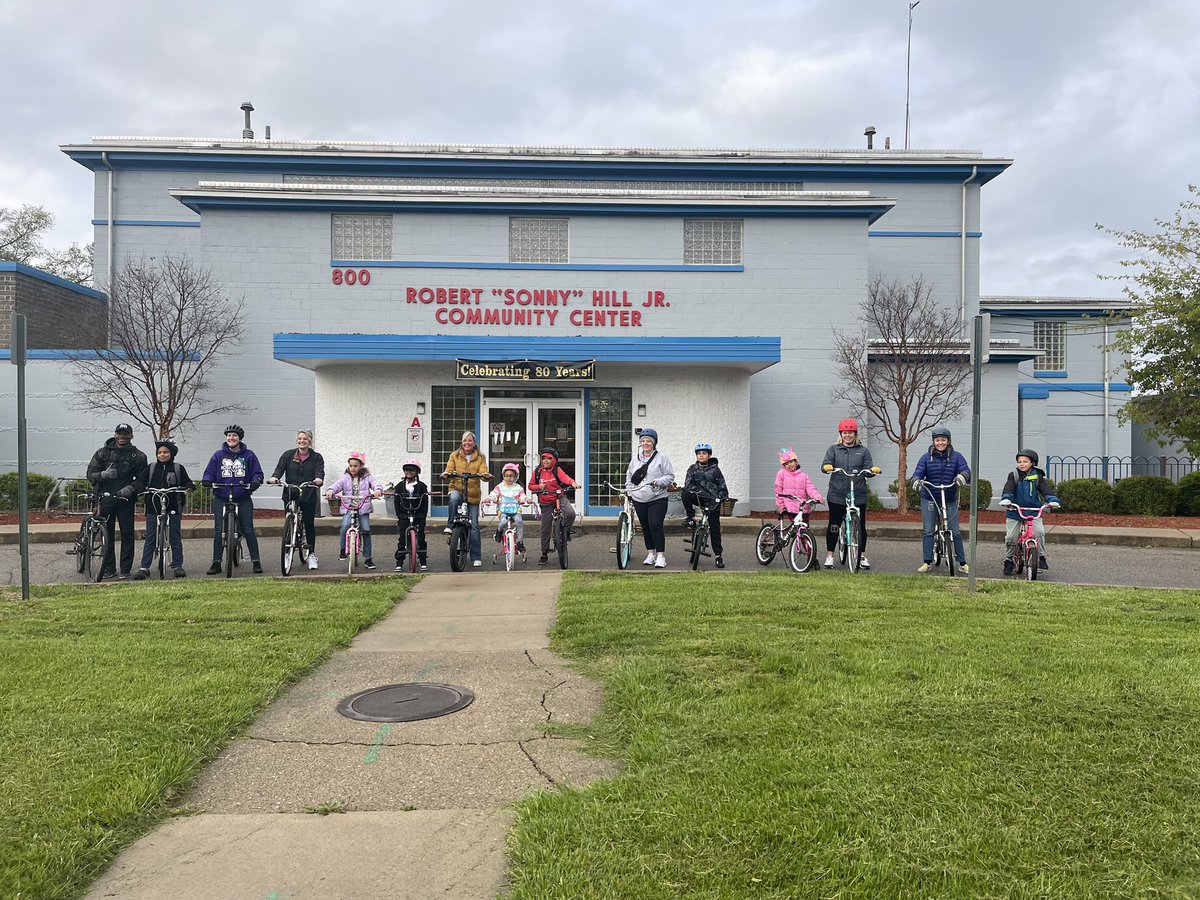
[
  {"xmin": 539, "ymin": 447, "xmax": 559, "ymax": 461},
  {"xmin": 224, "ymin": 424, "xmax": 244, "ymax": 439},
  {"xmin": 1015, "ymin": 448, "xmax": 1039, "ymax": 466},
  {"xmin": 931, "ymin": 427, "xmax": 951, "ymax": 441},
  {"xmin": 155, "ymin": 439, "xmax": 179, "ymax": 459}
]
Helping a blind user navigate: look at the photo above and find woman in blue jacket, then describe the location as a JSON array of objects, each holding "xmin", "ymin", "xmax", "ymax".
[{"xmin": 910, "ymin": 426, "xmax": 971, "ymax": 573}]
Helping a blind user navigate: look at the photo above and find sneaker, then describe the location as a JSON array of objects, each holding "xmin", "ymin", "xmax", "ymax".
[
  {"xmin": 419, "ymin": 563, "xmax": 428, "ymax": 571},
  {"xmin": 395, "ymin": 563, "xmax": 405, "ymax": 572},
  {"xmin": 1039, "ymin": 556, "xmax": 1049, "ymax": 570},
  {"xmin": 823, "ymin": 553, "xmax": 834, "ymax": 569},
  {"xmin": 472, "ymin": 560, "xmax": 482, "ymax": 567},
  {"xmin": 493, "ymin": 532, "xmax": 503, "ymax": 543},
  {"xmin": 644, "ymin": 551, "xmax": 657, "ymax": 566},
  {"xmin": 252, "ymin": 561, "xmax": 264, "ymax": 574},
  {"xmin": 517, "ymin": 541, "xmax": 526, "ymax": 554},
  {"xmin": 654, "ymin": 555, "xmax": 667, "ymax": 568},
  {"xmin": 917, "ymin": 562, "xmax": 931, "ymax": 573},
  {"xmin": 206, "ymin": 562, "xmax": 222, "ymax": 575},
  {"xmin": 959, "ymin": 563, "xmax": 969, "ymax": 574},
  {"xmin": 443, "ymin": 526, "xmax": 453, "ymax": 535},
  {"xmin": 132, "ymin": 569, "xmax": 149, "ymax": 581},
  {"xmin": 860, "ymin": 557, "xmax": 871, "ymax": 570},
  {"xmin": 339, "ymin": 551, "xmax": 348, "ymax": 560},
  {"xmin": 1003, "ymin": 558, "xmax": 1015, "ymax": 576},
  {"xmin": 538, "ymin": 555, "xmax": 549, "ymax": 566},
  {"xmin": 715, "ymin": 556, "xmax": 725, "ymax": 569},
  {"xmin": 173, "ymin": 568, "xmax": 186, "ymax": 578},
  {"xmin": 365, "ymin": 558, "xmax": 377, "ymax": 570},
  {"xmin": 684, "ymin": 518, "xmax": 696, "ymax": 530},
  {"xmin": 116, "ymin": 572, "xmax": 131, "ymax": 580},
  {"xmin": 307, "ymin": 555, "xmax": 319, "ymax": 571}
]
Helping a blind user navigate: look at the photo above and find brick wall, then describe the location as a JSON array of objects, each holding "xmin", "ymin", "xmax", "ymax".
[{"xmin": 0, "ymin": 268, "xmax": 107, "ymax": 349}]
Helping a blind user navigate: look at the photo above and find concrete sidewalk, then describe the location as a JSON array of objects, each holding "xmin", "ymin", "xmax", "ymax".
[{"xmin": 86, "ymin": 572, "xmax": 616, "ymax": 899}]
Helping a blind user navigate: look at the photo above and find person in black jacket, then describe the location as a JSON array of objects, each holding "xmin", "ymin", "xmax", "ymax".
[
  {"xmin": 393, "ymin": 460, "xmax": 430, "ymax": 571},
  {"xmin": 267, "ymin": 430, "xmax": 325, "ymax": 571},
  {"xmin": 681, "ymin": 442, "xmax": 730, "ymax": 568},
  {"xmin": 85, "ymin": 423, "xmax": 148, "ymax": 579},
  {"xmin": 133, "ymin": 440, "xmax": 195, "ymax": 579}
]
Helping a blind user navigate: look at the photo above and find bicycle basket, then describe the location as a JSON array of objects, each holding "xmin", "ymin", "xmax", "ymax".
[{"xmin": 720, "ymin": 498, "xmax": 736, "ymax": 516}]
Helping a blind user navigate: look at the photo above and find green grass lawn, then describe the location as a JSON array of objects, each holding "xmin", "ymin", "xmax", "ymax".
[
  {"xmin": 0, "ymin": 578, "xmax": 409, "ymax": 900},
  {"xmin": 507, "ymin": 572, "xmax": 1200, "ymax": 899}
]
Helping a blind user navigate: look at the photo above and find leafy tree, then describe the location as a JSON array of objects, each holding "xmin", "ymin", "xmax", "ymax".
[
  {"xmin": 41, "ymin": 241, "xmax": 95, "ymax": 286},
  {"xmin": 832, "ymin": 275, "xmax": 970, "ymax": 510},
  {"xmin": 0, "ymin": 203, "xmax": 94, "ymax": 285},
  {"xmin": 62, "ymin": 255, "xmax": 247, "ymax": 440},
  {"xmin": 1100, "ymin": 185, "xmax": 1200, "ymax": 455}
]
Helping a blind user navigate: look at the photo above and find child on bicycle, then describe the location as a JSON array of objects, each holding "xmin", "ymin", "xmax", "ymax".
[
  {"xmin": 133, "ymin": 439, "xmax": 195, "ymax": 580},
  {"xmin": 821, "ymin": 418, "xmax": 874, "ymax": 569},
  {"xmin": 910, "ymin": 426, "xmax": 971, "ymax": 574},
  {"xmin": 681, "ymin": 442, "xmax": 730, "ymax": 569},
  {"xmin": 774, "ymin": 447, "xmax": 824, "ymax": 529},
  {"xmin": 325, "ymin": 451, "xmax": 385, "ymax": 570},
  {"xmin": 394, "ymin": 459, "xmax": 429, "ymax": 571},
  {"xmin": 529, "ymin": 447, "xmax": 577, "ymax": 566},
  {"xmin": 1000, "ymin": 449, "xmax": 1060, "ymax": 575},
  {"xmin": 487, "ymin": 463, "xmax": 532, "ymax": 554}
]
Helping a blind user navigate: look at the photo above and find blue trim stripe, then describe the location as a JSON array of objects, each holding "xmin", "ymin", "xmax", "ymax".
[
  {"xmin": 1020, "ymin": 382, "xmax": 1132, "ymax": 399},
  {"xmin": 1019, "ymin": 385, "xmax": 1050, "ymax": 400},
  {"xmin": 91, "ymin": 219, "xmax": 201, "ymax": 228},
  {"xmin": 1046, "ymin": 383, "xmax": 1132, "ymax": 392},
  {"xmin": 331, "ymin": 260, "xmax": 744, "ymax": 272},
  {"xmin": 0, "ymin": 262, "xmax": 106, "ymax": 300},
  {"xmin": 273, "ymin": 333, "xmax": 781, "ymax": 364},
  {"xmin": 868, "ymin": 230, "xmax": 983, "ymax": 238},
  {"xmin": 0, "ymin": 349, "xmax": 110, "ymax": 360},
  {"xmin": 1033, "ymin": 371, "xmax": 1069, "ymax": 378}
]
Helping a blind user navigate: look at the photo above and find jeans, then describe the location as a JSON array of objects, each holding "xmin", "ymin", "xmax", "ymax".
[
  {"xmin": 140, "ymin": 510, "xmax": 184, "ymax": 570},
  {"xmin": 448, "ymin": 490, "xmax": 482, "ymax": 562},
  {"xmin": 538, "ymin": 498, "xmax": 576, "ymax": 554},
  {"xmin": 1005, "ymin": 517, "xmax": 1046, "ymax": 557},
  {"xmin": 340, "ymin": 511, "xmax": 373, "ymax": 558},
  {"xmin": 101, "ymin": 497, "xmax": 137, "ymax": 575},
  {"xmin": 212, "ymin": 495, "xmax": 260, "ymax": 564},
  {"xmin": 496, "ymin": 512, "xmax": 525, "ymax": 545},
  {"xmin": 921, "ymin": 496, "xmax": 965, "ymax": 564}
]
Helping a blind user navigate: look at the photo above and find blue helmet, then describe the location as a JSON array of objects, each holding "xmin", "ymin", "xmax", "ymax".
[
  {"xmin": 694, "ymin": 442, "xmax": 713, "ymax": 453},
  {"xmin": 638, "ymin": 428, "xmax": 658, "ymax": 445}
]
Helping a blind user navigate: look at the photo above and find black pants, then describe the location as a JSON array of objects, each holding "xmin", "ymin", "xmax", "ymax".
[
  {"xmin": 826, "ymin": 502, "xmax": 868, "ymax": 553},
  {"xmin": 299, "ymin": 495, "xmax": 319, "ymax": 554},
  {"xmin": 681, "ymin": 491, "xmax": 723, "ymax": 555},
  {"xmin": 396, "ymin": 511, "xmax": 428, "ymax": 564},
  {"xmin": 101, "ymin": 497, "xmax": 136, "ymax": 575},
  {"xmin": 634, "ymin": 497, "xmax": 669, "ymax": 553}
]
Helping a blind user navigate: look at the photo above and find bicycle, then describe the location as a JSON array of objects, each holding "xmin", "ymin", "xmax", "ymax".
[
  {"xmin": 605, "ymin": 480, "xmax": 636, "ymax": 569},
  {"xmin": 212, "ymin": 482, "xmax": 251, "ymax": 578},
  {"xmin": 394, "ymin": 493, "xmax": 429, "ymax": 574},
  {"xmin": 823, "ymin": 465, "xmax": 882, "ymax": 574},
  {"xmin": 141, "ymin": 486, "xmax": 191, "ymax": 580},
  {"xmin": 679, "ymin": 491, "xmax": 735, "ymax": 571},
  {"xmin": 332, "ymin": 491, "xmax": 385, "ymax": 574},
  {"xmin": 1000, "ymin": 501, "xmax": 1058, "ymax": 581},
  {"xmin": 442, "ymin": 472, "xmax": 487, "ymax": 572},
  {"xmin": 755, "ymin": 497, "xmax": 822, "ymax": 573},
  {"xmin": 915, "ymin": 479, "xmax": 961, "ymax": 576},
  {"xmin": 278, "ymin": 481, "xmax": 320, "ymax": 576},
  {"xmin": 69, "ymin": 491, "xmax": 118, "ymax": 582},
  {"xmin": 483, "ymin": 497, "xmax": 534, "ymax": 571},
  {"xmin": 541, "ymin": 488, "xmax": 573, "ymax": 570}
]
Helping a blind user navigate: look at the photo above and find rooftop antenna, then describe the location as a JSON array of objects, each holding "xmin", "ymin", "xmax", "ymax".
[
  {"xmin": 905, "ymin": 1, "xmax": 921, "ymax": 149},
  {"xmin": 240, "ymin": 101, "xmax": 255, "ymax": 139}
]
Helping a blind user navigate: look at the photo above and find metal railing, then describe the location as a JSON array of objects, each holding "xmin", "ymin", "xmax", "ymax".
[
  {"xmin": 1047, "ymin": 456, "xmax": 1199, "ymax": 485},
  {"xmin": 49, "ymin": 478, "xmax": 215, "ymax": 517}
]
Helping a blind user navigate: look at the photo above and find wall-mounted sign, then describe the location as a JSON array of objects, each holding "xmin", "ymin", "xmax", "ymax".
[
  {"xmin": 455, "ymin": 359, "xmax": 595, "ymax": 383},
  {"xmin": 406, "ymin": 427, "xmax": 423, "ymax": 453}
]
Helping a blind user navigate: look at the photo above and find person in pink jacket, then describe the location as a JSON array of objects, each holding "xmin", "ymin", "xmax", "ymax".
[
  {"xmin": 325, "ymin": 451, "xmax": 385, "ymax": 569},
  {"xmin": 774, "ymin": 448, "xmax": 824, "ymax": 524}
]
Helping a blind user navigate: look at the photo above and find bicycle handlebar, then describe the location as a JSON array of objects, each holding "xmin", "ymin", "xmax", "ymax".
[
  {"xmin": 777, "ymin": 494, "xmax": 822, "ymax": 505},
  {"xmin": 1000, "ymin": 502, "xmax": 1057, "ymax": 519},
  {"xmin": 825, "ymin": 467, "xmax": 882, "ymax": 477}
]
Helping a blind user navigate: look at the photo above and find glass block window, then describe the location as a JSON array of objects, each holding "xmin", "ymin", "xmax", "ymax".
[
  {"xmin": 1033, "ymin": 321, "xmax": 1067, "ymax": 371},
  {"xmin": 684, "ymin": 219, "xmax": 743, "ymax": 264},
  {"xmin": 588, "ymin": 388, "xmax": 633, "ymax": 509},
  {"xmin": 509, "ymin": 217, "xmax": 569, "ymax": 263},
  {"xmin": 431, "ymin": 386, "xmax": 477, "ymax": 483},
  {"xmin": 331, "ymin": 215, "xmax": 392, "ymax": 260}
]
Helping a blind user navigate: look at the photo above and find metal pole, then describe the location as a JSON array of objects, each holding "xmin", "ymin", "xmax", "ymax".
[
  {"xmin": 905, "ymin": 0, "xmax": 921, "ymax": 150},
  {"xmin": 12, "ymin": 313, "xmax": 30, "ymax": 600},
  {"xmin": 968, "ymin": 313, "xmax": 983, "ymax": 593}
]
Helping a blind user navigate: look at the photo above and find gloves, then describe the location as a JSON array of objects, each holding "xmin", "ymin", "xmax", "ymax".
[
  {"xmin": 1048, "ymin": 501, "xmax": 1061, "ymax": 509},
  {"xmin": 776, "ymin": 507, "xmax": 786, "ymax": 515},
  {"xmin": 248, "ymin": 477, "xmax": 264, "ymax": 492},
  {"xmin": 911, "ymin": 479, "xmax": 922, "ymax": 492},
  {"xmin": 101, "ymin": 466, "xmax": 118, "ymax": 481},
  {"xmin": 955, "ymin": 473, "xmax": 968, "ymax": 487},
  {"xmin": 999, "ymin": 499, "xmax": 1012, "ymax": 507},
  {"xmin": 822, "ymin": 464, "xmax": 833, "ymax": 473},
  {"xmin": 117, "ymin": 485, "xmax": 135, "ymax": 500},
  {"xmin": 200, "ymin": 480, "xmax": 212, "ymax": 489}
]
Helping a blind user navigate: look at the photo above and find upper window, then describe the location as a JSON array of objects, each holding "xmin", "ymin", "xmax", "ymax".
[
  {"xmin": 509, "ymin": 217, "xmax": 569, "ymax": 263},
  {"xmin": 1033, "ymin": 321, "xmax": 1066, "ymax": 371},
  {"xmin": 331, "ymin": 215, "xmax": 392, "ymax": 260},
  {"xmin": 684, "ymin": 219, "xmax": 743, "ymax": 265}
]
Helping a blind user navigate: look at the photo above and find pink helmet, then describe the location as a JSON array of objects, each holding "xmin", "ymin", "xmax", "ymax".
[
  {"xmin": 778, "ymin": 447, "xmax": 798, "ymax": 464},
  {"xmin": 348, "ymin": 451, "xmax": 366, "ymax": 464},
  {"xmin": 401, "ymin": 459, "xmax": 421, "ymax": 473},
  {"xmin": 502, "ymin": 462, "xmax": 521, "ymax": 475}
]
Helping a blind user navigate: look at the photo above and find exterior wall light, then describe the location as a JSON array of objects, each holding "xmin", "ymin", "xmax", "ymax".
[{"xmin": 637, "ymin": 404, "xmax": 647, "ymax": 417}]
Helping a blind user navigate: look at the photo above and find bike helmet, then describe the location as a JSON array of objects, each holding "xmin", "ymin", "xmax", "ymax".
[
  {"xmin": 1015, "ymin": 449, "xmax": 1039, "ymax": 466},
  {"xmin": 224, "ymin": 424, "xmax": 244, "ymax": 439},
  {"xmin": 401, "ymin": 459, "xmax": 421, "ymax": 473},
  {"xmin": 155, "ymin": 439, "xmax": 178, "ymax": 459},
  {"xmin": 638, "ymin": 428, "xmax": 658, "ymax": 445},
  {"xmin": 931, "ymin": 427, "xmax": 951, "ymax": 440},
  {"xmin": 348, "ymin": 451, "xmax": 366, "ymax": 464},
  {"xmin": 778, "ymin": 447, "xmax": 798, "ymax": 464},
  {"xmin": 694, "ymin": 442, "xmax": 713, "ymax": 453},
  {"xmin": 539, "ymin": 447, "xmax": 559, "ymax": 461},
  {"xmin": 502, "ymin": 462, "xmax": 521, "ymax": 475},
  {"xmin": 838, "ymin": 418, "xmax": 859, "ymax": 433}
]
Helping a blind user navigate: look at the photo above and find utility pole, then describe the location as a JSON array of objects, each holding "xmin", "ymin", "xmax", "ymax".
[
  {"xmin": 11, "ymin": 312, "xmax": 30, "ymax": 600},
  {"xmin": 905, "ymin": 0, "xmax": 921, "ymax": 150}
]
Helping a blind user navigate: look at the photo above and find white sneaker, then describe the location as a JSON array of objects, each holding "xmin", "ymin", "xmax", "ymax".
[
  {"xmin": 419, "ymin": 564, "xmax": 428, "ymax": 571},
  {"xmin": 472, "ymin": 560, "xmax": 482, "ymax": 567},
  {"xmin": 307, "ymin": 555, "xmax": 318, "ymax": 570},
  {"xmin": 443, "ymin": 526, "xmax": 453, "ymax": 535},
  {"xmin": 823, "ymin": 553, "xmax": 834, "ymax": 569},
  {"xmin": 860, "ymin": 557, "xmax": 871, "ymax": 570},
  {"xmin": 917, "ymin": 562, "xmax": 931, "ymax": 573},
  {"xmin": 654, "ymin": 555, "xmax": 667, "ymax": 568},
  {"xmin": 644, "ymin": 552, "xmax": 656, "ymax": 566}
]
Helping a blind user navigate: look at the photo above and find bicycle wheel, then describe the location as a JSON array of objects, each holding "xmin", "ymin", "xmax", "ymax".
[
  {"xmin": 946, "ymin": 532, "xmax": 957, "ymax": 577},
  {"xmin": 846, "ymin": 515, "xmax": 862, "ymax": 574},
  {"xmin": 1025, "ymin": 542, "xmax": 1038, "ymax": 581},
  {"xmin": 281, "ymin": 514, "xmax": 296, "ymax": 576},
  {"xmin": 157, "ymin": 516, "xmax": 168, "ymax": 579},
  {"xmin": 74, "ymin": 520, "xmax": 88, "ymax": 573},
  {"xmin": 788, "ymin": 530, "xmax": 816, "ymax": 573},
  {"xmin": 505, "ymin": 529, "xmax": 516, "ymax": 572},
  {"xmin": 616, "ymin": 511, "xmax": 633, "ymax": 570},
  {"xmin": 346, "ymin": 528, "xmax": 359, "ymax": 575},
  {"xmin": 224, "ymin": 511, "xmax": 237, "ymax": 578},
  {"xmin": 407, "ymin": 528, "xmax": 419, "ymax": 574},
  {"xmin": 837, "ymin": 524, "xmax": 847, "ymax": 566},
  {"xmin": 91, "ymin": 524, "xmax": 109, "ymax": 583},
  {"xmin": 556, "ymin": 516, "xmax": 569, "ymax": 569},
  {"xmin": 755, "ymin": 525, "xmax": 778, "ymax": 565},
  {"xmin": 690, "ymin": 525, "xmax": 706, "ymax": 570},
  {"xmin": 932, "ymin": 526, "xmax": 945, "ymax": 567},
  {"xmin": 449, "ymin": 525, "xmax": 469, "ymax": 572}
]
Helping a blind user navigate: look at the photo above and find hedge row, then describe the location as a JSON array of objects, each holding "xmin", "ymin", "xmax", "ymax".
[{"xmin": 1056, "ymin": 474, "xmax": 1200, "ymax": 517}]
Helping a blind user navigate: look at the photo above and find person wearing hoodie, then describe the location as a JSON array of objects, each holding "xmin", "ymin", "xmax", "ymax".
[
  {"xmin": 1000, "ymin": 449, "xmax": 1060, "ymax": 575},
  {"xmin": 682, "ymin": 442, "xmax": 730, "ymax": 568},
  {"xmin": 85, "ymin": 422, "xmax": 148, "ymax": 579},
  {"xmin": 133, "ymin": 439, "xmax": 195, "ymax": 579},
  {"xmin": 624, "ymin": 428, "xmax": 675, "ymax": 568},
  {"xmin": 528, "ymin": 446, "xmax": 578, "ymax": 566},
  {"xmin": 910, "ymin": 426, "xmax": 971, "ymax": 574},
  {"xmin": 774, "ymin": 447, "xmax": 824, "ymax": 525},
  {"xmin": 201, "ymin": 425, "xmax": 265, "ymax": 574},
  {"xmin": 820, "ymin": 418, "xmax": 876, "ymax": 570}
]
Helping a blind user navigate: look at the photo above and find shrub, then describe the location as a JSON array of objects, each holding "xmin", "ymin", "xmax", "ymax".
[
  {"xmin": 0, "ymin": 472, "xmax": 60, "ymax": 510},
  {"xmin": 1176, "ymin": 472, "xmax": 1200, "ymax": 517},
  {"xmin": 1114, "ymin": 476, "xmax": 1177, "ymax": 516},
  {"xmin": 887, "ymin": 479, "xmax": 920, "ymax": 510},
  {"xmin": 866, "ymin": 488, "xmax": 885, "ymax": 511},
  {"xmin": 957, "ymin": 478, "xmax": 992, "ymax": 511},
  {"xmin": 1056, "ymin": 478, "xmax": 1115, "ymax": 514}
]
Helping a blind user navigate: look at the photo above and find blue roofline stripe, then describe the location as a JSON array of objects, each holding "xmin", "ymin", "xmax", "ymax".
[
  {"xmin": 330, "ymin": 259, "xmax": 744, "ymax": 272},
  {"xmin": 91, "ymin": 218, "xmax": 201, "ymax": 228},
  {"xmin": 0, "ymin": 261, "xmax": 106, "ymax": 300}
]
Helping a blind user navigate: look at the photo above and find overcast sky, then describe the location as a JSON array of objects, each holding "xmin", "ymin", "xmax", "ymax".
[{"xmin": 3, "ymin": 0, "xmax": 1196, "ymax": 297}]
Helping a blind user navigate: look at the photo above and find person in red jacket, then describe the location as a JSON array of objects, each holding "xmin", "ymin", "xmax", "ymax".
[{"xmin": 528, "ymin": 447, "xmax": 578, "ymax": 565}]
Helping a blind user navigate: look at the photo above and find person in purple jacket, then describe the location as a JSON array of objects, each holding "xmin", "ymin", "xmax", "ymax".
[
  {"xmin": 909, "ymin": 426, "xmax": 971, "ymax": 573},
  {"xmin": 201, "ymin": 424, "xmax": 265, "ymax": 574}
]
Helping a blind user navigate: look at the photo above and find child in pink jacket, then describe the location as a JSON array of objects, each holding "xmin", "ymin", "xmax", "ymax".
[
  {"xmin": 325, "ymin": 451, "xmax": 385, "ymax": 569},
  {"xmin": 774, "ymin": 448, "xmax": 824, "ymax": 523}
]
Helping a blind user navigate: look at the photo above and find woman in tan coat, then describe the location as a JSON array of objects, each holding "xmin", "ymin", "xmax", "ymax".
[{"xmin": 441, "ymin": 431, "xmax": 492, "ymax": 567}]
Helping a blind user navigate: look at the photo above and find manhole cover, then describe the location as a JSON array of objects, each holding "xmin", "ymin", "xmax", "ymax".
[{"xmin": 336, "ymin": 683, "xmax": 475, "ymax": 723}]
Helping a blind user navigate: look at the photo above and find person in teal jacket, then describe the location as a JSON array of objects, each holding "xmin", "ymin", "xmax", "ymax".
[{"xmin": 999, "ymin": 449, "xmax": 1060, "ymax": 574}]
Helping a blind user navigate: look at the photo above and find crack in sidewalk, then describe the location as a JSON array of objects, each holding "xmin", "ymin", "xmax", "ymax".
[{"xmin": 525, "ymin": 649, "xmax": 569, "ymax": 725}]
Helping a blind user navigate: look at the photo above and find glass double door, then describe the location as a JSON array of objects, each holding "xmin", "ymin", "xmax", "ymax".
[{"xmin": 482, "ymin": 392, "xmax": 581, "ymax": 493}]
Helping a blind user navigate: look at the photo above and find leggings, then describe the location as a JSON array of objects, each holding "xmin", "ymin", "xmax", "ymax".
[
  {"xmin": 634, "ymin": 497, "xmax": 669, "ymax": 553},
  {"xmin": 826, "ymin": 502, "xmax": 868, "ymax": 553}
]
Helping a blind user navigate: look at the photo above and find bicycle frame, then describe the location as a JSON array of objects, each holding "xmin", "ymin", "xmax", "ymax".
[
  {"xmin": 442, "ymin": 471, "xmax": 486, "ymax": 572},
  {"xmin": 684, "ymin": 491, "xmax": 724, "ymax": 571},
  {"xmin": 605, "ymin": 480, "xmax": 636, "ymax": 570},
  {"xmin": 1007, "ymin": 504, "xmax": 1049, "ymax": 581},
  {"xmin": 827, "ymin": 466, "xmax": 880, "ymax": 574},
  {"xmin": 394, "ymin": 493, "xmax": 428, "ymax": 574},
  {"xmin": 757, "ymin": 496, "xmax": 820, "ymax": 573},
  {"xmin": 333, "ymin": 491, "xmax": 379, "ymax": 574},
  {"xmin": 142, "ymin": 487, "xmax": 189, "ymax": 579},
  {"xmin": 212, "ymin": 482, "xmax": 251, "ymax": 578},
  {"xmin": 919, "ymin": 480, "xmax": 959, "ymax": 575},
  {"xmin": 278, "ymin": 481, "xmax": 319, "ymax": 576}
]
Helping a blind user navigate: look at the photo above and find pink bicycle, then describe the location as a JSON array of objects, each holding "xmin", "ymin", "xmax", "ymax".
[
  {"xmin": 332, "ymin": 491, "xmax": 387, "ymax": 574},
  {"xmin": 1000, "ymin": 501, "xmax": 1058, "ymax": 580}
]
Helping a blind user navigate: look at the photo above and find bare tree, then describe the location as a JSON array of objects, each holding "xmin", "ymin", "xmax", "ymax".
[
  {"xmin": 64, "ymin": 256, "xmax": 247, "ymax": 439},
  {"xmin": 832, "ymin": 275, "xmax": 970, "ymax": 510}
]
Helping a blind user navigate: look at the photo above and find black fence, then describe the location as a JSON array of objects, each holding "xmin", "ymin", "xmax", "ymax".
[{"xmin": 1047, "ymin": 456, "xmax": 1199, "ymax": 485}]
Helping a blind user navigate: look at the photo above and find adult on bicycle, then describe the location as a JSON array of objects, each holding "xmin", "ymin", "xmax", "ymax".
[
  {"xmin": 133, "ymin": 439, "xmax": 195, "ymax": 580},
  {"xmin": 201, "ymin": 425, "xmax": 265, "ymax": 575},
  {"xmin": 1000, "ymin": 449, "xmax": 1060, "ymax": 575},
  {"xmin": 821, "ymin": 418, "xmax": 874, "ymax": 570},
  {"xmin": 441, "ymin": 430, "xmax": 492, "ymax": 568},
  {"xmin": 910, "ymin": 426, "xmax": 971, "ymax": 574},
  {"xmin": 85, "ymin": 422, "xmax": 147, "ymax": 579},
  {"xmin": 624, "ymin": 428, "xmax": 675, "ymax": 568},
  {"xmin": 267, "ymin": 429, "xmax": 325, "ymax": 571},
  {"xmin": 529, "ymin": 447, "xmax": 578, "ymax": 566},
  {"xmin": 681, "ymin": 442, "xmax": 729, "ymax": 569}
]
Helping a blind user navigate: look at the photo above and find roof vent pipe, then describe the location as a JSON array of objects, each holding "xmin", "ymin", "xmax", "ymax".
[
  {"xmin": 864, "ymin": 125, "xmax": 876, "ymax": 150},
  {"xmin": 265, "ymin": 125, "xmax": 271, "ymax": 141},
  {"xmin": 884, "ymin": 136, "xmax": 891, "ymax": 150},
  {"xmin": 240, "ymin": 101, "xmax": 254, "ymax": 139}
]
